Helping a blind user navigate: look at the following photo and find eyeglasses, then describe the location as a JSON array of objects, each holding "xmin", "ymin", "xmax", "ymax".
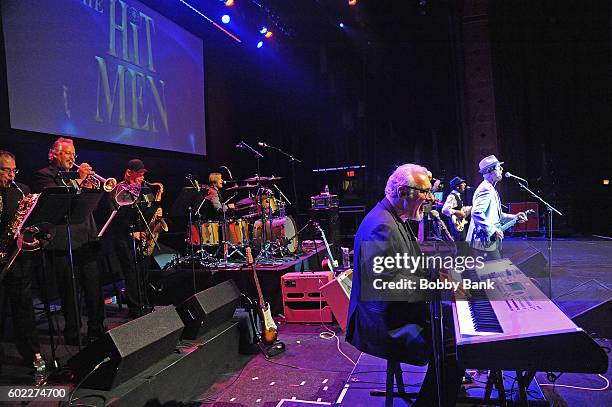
[
  {"xmin": 0, "ymin": 168, "xmax": 19, "ymax": 175},
  {"xmin": 60, "ymin": 151, "xmax": 77, "ymax": 158},
  {"xmin": 406, "ymin": 185, "xmax": 433, "ymax": 195}
]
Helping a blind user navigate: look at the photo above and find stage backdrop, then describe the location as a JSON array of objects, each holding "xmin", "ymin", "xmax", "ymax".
[{"xmin": 1, "ymin": 0, "xmax": 206, "ymax": 155}]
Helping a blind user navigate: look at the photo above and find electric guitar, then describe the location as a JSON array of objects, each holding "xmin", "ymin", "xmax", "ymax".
[
  {"xmin": 476, "ymin": 209, "xmax": 535, "ymax": 249},
  {"xmin": 451, "ymin": 206, "xmax": 471, "ymax": 232},
  {"xmin": 246, "ymin": 247, "xmax": 278, "ymax": 345}
]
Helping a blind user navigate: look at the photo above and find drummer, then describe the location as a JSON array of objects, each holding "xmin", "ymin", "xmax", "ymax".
[{"xmin": 206, "ymin": 172, "xmax": 235, "ymax": 220}]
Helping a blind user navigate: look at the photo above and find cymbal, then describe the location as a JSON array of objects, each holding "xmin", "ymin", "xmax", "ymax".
[
  {"xmin": 225, "ymin": 183, "xmax": 258, "ymax": 191},
  {"xmin": 242, "ymin": 175, "xmax": 283, "ymax": 182}
]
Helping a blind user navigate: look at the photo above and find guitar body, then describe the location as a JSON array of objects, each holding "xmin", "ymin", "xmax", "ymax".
[
  {"xmin": 451, "ymin": 206, "xmax": 471, "ymax": 232},
  {"xmin": 452, "ymin": 215, "xmax": 468, "ymax": 232},
  {"xmin": 246, "ymin": 247, "xmax": 278, "ymax": 345},
  {"xmin": 259, "ymin": 303, "xmax": 278, "ymax": 345}
]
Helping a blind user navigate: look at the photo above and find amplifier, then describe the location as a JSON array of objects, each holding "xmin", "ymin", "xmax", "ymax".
[
  {"xmin": 311, "ymin": 194, "xmax": 339, "ymax": 208},
  {"xmin": 281, "ymin": 271, "xmax": 333, "ymax": 323}
]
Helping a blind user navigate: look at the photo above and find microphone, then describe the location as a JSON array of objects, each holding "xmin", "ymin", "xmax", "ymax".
[
  {"xmin": 11, "ymin": 181, "xmax": 25, "ymax": 198},
  {"xmin": 236, "ymin": 141, "xmax": 245, "ymax": 149},
  {"xmin": 258, "ymin": 142, "xmax": 269, "ymax": 148},
  {"xmin": 430, "ymin": 210, "xmax": 454, "ymax": 242},
  {"xmin": 465, "ymin": 186, "xmax": 472, "ymax": 190},
  {"xmin": 505, "ymin": 172, "xmax": 528, "ymax": 184}
]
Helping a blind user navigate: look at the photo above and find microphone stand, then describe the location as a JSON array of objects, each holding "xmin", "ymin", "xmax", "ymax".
[
  {"xmin": 236, "ymin": 142, "xmax": 268, "ymax": 255},
  {"xmin": 513, "ymin": 181, "xmax": 562, "ymax": 298},
  {"xmin": 260, "ymin": 143, "xmax": 301, "ymax": 213}
]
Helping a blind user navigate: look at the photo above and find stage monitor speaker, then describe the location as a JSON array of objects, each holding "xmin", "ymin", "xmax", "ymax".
[
  {"xmin": 176, "ymin": 280, "xmax": 241, "ymax": 340},
  {"xmin": 319, "ymin": 269, "xmax": 353, "ymax": 331},
  {"xmin": 68, "ymin": 306, "xmax": 184, "ymax": 390},
  {"xmin": 554, "ymin": 279, "xmax": 612, "ymax": 339},
  {"xmin": 508, "ymin": 245, "xmax": 548, "ymax": 278}
]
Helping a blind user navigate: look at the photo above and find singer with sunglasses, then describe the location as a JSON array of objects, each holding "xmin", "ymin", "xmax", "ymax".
[
  {"xmin": 32, "ymin": 138, "xmax": 105, "ymax": 346},
  {"xmin": 0, "ymin": 150, "xmax": 44, "ymax": 372},
  {"xmin": 466, "ymin": 155, "xmax": 527, "ymax": 259}
]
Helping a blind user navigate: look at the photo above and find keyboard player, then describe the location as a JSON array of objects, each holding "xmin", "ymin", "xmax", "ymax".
[{"xmin": 346, "ymin": 163, "xmax": 466, "ymax": 406}]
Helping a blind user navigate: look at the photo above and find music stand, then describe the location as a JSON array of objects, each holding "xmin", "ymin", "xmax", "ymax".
[
  {"xmin": 169, "ymin": 187, "xmax": 208, "ymax": 295},
  {"xmin": 22, "ymin": 187, "xmax": 103, "ymax": 352},
  {"xmin": 101, "ymin": 200, "xmax": 160, "ymax": 316}
]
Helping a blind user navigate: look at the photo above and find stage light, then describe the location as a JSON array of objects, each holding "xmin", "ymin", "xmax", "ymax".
[
  {"xmin": 260, "ymin": 26, "xmax": 268, "ymax": 34},
  {"xmin": 339, "ymin": 22, "xmax": 344, "ymax": 28},
  {"xmin": 221, "ymin": 14, "xmax": 230, "ymax": 24},
  {"xmin": 604, "ymin": 179, "xmax": 610, "ymax": 185},
  {"xmin": 224, "ymin": 0, "xmax": 234, "ymax": 6},
  {"xmin": 257, "ymin": 41, "xmax": 263, "ymax": 48},
  {"xmin": 348, "ymin": 0, "xmax": 357, "ymax": 6},
  {"xmin": 264, "ymin": 31, "xmax": 273, "ymax": 39}
]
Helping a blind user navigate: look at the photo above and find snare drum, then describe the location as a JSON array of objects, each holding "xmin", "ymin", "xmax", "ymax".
[
  {"xmin": 226, "ymin": 218, "xmax": 249, "ymax": 246},
  {"xmin": 189, "ymin": 221, "xmax": 221, "ymax": 246},
  {"xmin": 253, "ymin": 216, "xmax": 298, "ymax": 253}
]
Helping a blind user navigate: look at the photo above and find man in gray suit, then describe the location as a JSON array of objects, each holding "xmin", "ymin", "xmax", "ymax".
[
  {"xmin": 466, "ymin": 155, "xmax": 526, "ymax": 258},
  {"xmin": 347, "ymin": 163, "xmax": 465, "ymax": 406}
]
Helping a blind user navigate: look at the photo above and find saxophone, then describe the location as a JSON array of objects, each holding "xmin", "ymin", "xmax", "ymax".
[
  {"xmin": 142, "ymin": 181, "xmax": 168, "ymax": 256},
  {"xmin": 0, "ymin": 193, "xmax": 40, "ymax": 262}
]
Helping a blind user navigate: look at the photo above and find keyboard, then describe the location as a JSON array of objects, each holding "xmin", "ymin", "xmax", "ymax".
[{"xmin": 451, "ymin": 259, "xmax": 608, "ymax": 373}]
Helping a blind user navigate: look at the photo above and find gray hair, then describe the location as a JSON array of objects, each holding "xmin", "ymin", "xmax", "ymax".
[
  {"xmin": 48, "ymin": 137, "xmax": 74, "ymax": 162},
  {"xmin": 0, "ymin": 150, "xmax": 16, "ymax": 161},
  {"xmin": 385, "ymin": 163, "xmax": 429, "ymax": 198}
]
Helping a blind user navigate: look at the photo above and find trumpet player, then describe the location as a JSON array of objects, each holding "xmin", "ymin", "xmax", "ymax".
[
  {"xmin": 0, "ymin": 150, "xmax": 44, "ymax": 372},
  {"xmin": 33, "ymin": 137, "xmax": 105, "ymax": 346}
]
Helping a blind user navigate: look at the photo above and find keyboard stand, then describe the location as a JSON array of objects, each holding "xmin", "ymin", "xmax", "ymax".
[{"xmin": 457, "ymin": 370, "xmax": 549, "ymax": 406}]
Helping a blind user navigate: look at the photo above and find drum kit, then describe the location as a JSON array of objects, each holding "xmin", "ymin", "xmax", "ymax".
[{"xmin": 177, "ymin": 174, "xmax": 299, "ymax": 268}]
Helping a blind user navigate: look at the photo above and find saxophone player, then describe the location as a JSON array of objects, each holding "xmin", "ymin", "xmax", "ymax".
[
  {"xmin": 0, "ymin": 150, "xmax": 44, "ymax": 371},
  {"xmin": 105, "ymin": 159, "xmax": 160, "ymax": 318},
  {"xmin": 32, "ymin": 138, "xmax": 105, "ymax": 346}
]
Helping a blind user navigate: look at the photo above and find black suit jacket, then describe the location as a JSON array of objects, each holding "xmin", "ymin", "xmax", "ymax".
[
  {"xmin": 0, "ymin": 182, "xmax": 31, "ymax": 238},
  {"xmin": 32, "ymin": 163, "xmax": 98, "ymax": 250},
  {"xmin": 346, "ymin": 198, "xmax": 430, "ymax": 365}
]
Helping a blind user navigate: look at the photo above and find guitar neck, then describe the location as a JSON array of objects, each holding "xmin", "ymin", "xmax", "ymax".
[
  {"xmin": 499, "ymin": 210, "xmax": 533, "ymax": 233},
  {"xmin": 252, "ymin": 266, "xmax": 266, "ymax": 306},
  {"xmin": 500, "ymin": 218, "xmax": 520, "ymax": 233}
]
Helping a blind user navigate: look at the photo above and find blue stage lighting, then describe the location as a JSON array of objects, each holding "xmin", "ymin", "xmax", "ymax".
[
  {"xmin": 260, "ymin": 26, "xmax": 268, "ymax": 34},
  {"xmin": 339, "ymin": 22, "xmax": 345, "ymax": 28},
  {"xmin": 221, "ymin": 14, "xmax": 230, "ymax": 24},
  {"xmin": 257, "ymin": 41, "xmax": 263, "ymax": 48}
]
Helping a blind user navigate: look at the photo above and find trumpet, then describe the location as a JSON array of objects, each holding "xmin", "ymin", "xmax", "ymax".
[{"xmin": 71, "ymin": 163, "xmax": 117, "ymax": 192}]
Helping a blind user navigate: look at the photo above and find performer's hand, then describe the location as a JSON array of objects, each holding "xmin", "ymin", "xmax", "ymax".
[
  {"xmin": 228, "ymin": 203, "xmax": 236, "ymax": 209},
  {"xmin": 494, "ymin": 229, "xmax": 504, "ymax": 240},
  {"xmin": 454, "ymin": 210, "xmax": 465, "ymax": 219},
  {"xmin": 516, "ymin": 211, "xmax": 527, "ymax": 223},
  {"xmin": 155, "ymin": 208, "xmax": 163, "ymax": 217},
  {"xmin": 440, "ymin": 271, "xmax": 470, "ymax": 298},
  {"xmin": 77, "ymin": 162, "xmax": 93, "ymax": 180}
]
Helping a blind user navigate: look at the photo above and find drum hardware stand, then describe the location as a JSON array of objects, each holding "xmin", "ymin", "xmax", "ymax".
[
  {"xmin": 216, "ymin": 194, "xmax": 246, "ymax": 265},
  {"xmin": 255, "ymin": 202, "xmax": 284, "ymax": 265},
  {"xmin": 191, "ymin": 194, "xmax": 218, "ymax": 265},
  {"xmin": 258, "ymin": 142, "xmax": 302, "ymax": 213}
]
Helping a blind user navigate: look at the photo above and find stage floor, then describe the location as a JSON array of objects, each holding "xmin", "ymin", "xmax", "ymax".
[{"xmin": 0, "ymin": 237, "xmax": 610, "ymax": 406}]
